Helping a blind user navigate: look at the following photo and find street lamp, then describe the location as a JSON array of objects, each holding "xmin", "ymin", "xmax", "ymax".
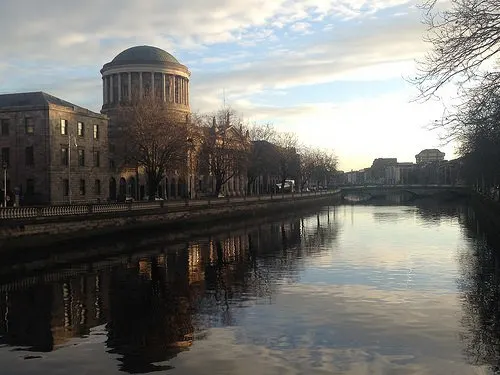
[{"xmin": 2, "ymin": 161, "xmax": 7, "ymax": 208}]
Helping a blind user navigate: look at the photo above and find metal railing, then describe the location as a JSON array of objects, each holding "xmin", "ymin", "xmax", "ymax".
[{"xmin": 0, "ymin": 190, "xmax": 340, "ymax": 220}]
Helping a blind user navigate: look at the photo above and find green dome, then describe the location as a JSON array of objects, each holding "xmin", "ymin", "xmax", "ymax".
[{"xmin": 111, "ymin": 45, "xmax": 179, "ymax": 65}]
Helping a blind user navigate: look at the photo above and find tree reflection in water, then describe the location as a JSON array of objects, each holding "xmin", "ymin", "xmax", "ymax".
[
  {"xmin": 456, "ymin": 205, "xmax": 500, "ymax": 374},
  {"xmin": 0, "ymin": 207, "xmax": 339, "ymax": 374}
]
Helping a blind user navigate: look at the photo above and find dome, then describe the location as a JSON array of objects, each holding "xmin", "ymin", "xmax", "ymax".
[{"xmin": 111, "ymin": 45, "xmax": 180, "ymax": 65}]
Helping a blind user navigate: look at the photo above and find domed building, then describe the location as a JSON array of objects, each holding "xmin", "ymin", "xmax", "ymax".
[
  {"xmin": 101, "ymin": 45, "xmax": 190, "ymax": 117},
  {"xmin": 101, "ymin": 46, "xmax": 192, "ymax": 201}
]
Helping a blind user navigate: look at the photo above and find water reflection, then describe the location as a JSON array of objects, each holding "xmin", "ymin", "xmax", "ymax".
[
  {"xmin": 0, "ymin": 209, "xmax": 338, "ymax": 373},
  {"xmin": 457, "ymin": 208, "xmax": 500, "ymax": 374},
  {"xmin": 1, "ymin": 202, "xmax": 500, "ymax": 374}
]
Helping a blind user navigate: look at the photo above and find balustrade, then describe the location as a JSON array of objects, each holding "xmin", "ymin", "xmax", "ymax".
[{"xmin": 0, "ymin": 191, "xmax": 337, "ymax": 221}]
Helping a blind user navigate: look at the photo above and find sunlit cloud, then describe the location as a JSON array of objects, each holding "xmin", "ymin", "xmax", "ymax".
[{"xmin": 0, "ymin": 0, "xmax": 453, "ymax": 170}]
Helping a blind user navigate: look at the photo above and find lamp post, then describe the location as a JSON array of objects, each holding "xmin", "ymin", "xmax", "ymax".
[{"xmin": 2, "ymin": 161, "xmax": 7, "ymax": 208}]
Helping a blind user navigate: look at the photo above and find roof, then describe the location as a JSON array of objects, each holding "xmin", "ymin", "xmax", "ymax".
[
  {"xmin": 109, "ymin": 45, "xmax": 179, "ymax": 66},
  {"xmin": 0, "ymin": 92, "xmax": 103, "ymax": 116},
  {"xmin": 416, "ymin": 148, "xmax": 444, "ymax": 155}
]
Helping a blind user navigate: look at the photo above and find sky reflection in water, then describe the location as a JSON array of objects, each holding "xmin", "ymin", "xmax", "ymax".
[{"xmin": 0, "ymin": 202, "xmax": 496, "ymax": 374}]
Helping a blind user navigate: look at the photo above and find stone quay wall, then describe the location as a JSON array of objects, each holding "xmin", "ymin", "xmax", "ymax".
[{"xmin": 0, "ymin": 191, "xmax": 340, "ymax": 250}]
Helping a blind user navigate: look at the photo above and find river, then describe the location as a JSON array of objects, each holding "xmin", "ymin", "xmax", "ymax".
[{"xmin": 0, "ymin": 201, "xmax": 498, "ymax": 374}]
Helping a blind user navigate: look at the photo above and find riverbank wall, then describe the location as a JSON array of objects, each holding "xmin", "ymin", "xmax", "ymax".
[{"xmin": 0, "ymin": 191, "xmax": 340, "ymax": 250}]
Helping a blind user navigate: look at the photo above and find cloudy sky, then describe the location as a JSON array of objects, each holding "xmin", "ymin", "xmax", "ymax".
[{"xmin": 0, "ymin": 0, "xmax": 456, "ymax": 171}]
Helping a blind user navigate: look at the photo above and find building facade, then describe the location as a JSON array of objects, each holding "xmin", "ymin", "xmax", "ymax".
[
  {"xmin": 0, "ymin": 92, "xmax": 109, "ymax": 205},
  {"xmin": 415, "ymin": 149, "xmax": 445, "ymax": 164},
  {"xmin": 101, "ymin": 45, "xmax": 192, "ymax": 201}
]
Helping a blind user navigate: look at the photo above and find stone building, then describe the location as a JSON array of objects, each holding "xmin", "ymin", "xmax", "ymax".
[
  {"xmin": 0, "ymin": 92, "xmax": 109, "ymax": 205},
  {"xmin": 248, "ymin": 140, "xmax": 283, "ymax": 195},
  {"xmin": 100, "ymin": 45, "xmax": 191, "ymax": 200},
  {"xmin": 415, "ymin": 149, "xmax": 445, "ymax": 164},
  {"xmin": 196, "ymin": 122, "xmax": 251, "ymax": 197}
]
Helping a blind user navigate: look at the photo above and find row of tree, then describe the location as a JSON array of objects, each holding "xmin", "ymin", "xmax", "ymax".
[
  {"xmin": 413, "ymin": 0, "xmax": 500, "ymax": 189},
  {"xmin": 116, "ymin": 99, "xmax": 338, "ymax": 198}
]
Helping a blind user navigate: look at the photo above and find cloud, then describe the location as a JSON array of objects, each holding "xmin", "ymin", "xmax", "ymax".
[
  {"xmin": 0, "ymin": 0, "xmax": 412, "ymax": 63},
  {"xmin": 190, "ymin": 13, "xmax": 427, "ymax": 108},
  {"xmin": 212, "ymin": 88, "xmax": 458, "ymax": 170},
  {"xmin": 290, "ymin": 21, "xmax": 313, "ymax": 34},
  {"xmin": 0, "ymin": 0, "xmax": 445, "ymax": 170}
]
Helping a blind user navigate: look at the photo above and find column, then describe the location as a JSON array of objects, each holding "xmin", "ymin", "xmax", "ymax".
[
  {"xmin": 139, "ymin": 72, "xmax": 143, "ymax": 98},
  {"xmin": 162, "ymin": 73, "xmax": 166, "ymax": 102},
  {"xmin": 128, "ymin": 72, "xmax": 132, "ymax": 100},
  {"xmin": 109, "ymin": 74, "xmax": 113, "ymax": 103},
  {"xmin": 182, "ymin": 78, "xmax": 187, "ymax": 105},
  {"xmin": 117, "ymin": 73, "xmax": 122, "ymax": 102},
  {"xmin": 151, "ymin": 72, "xmax": 155, "ymax": 98},
  {"xmin": 170, "ymin": 76, "xmax": 174, "ymax": 102},
  {"xmin": 184, "ymin": 79, "xmax": 187, "ymax": 104},
  {"xmin": 103, "ymin": 77, "xmax": 107, "ymax": 104},
  {"xmin": 181, "ymin": 79, "xmax": 184, "ymax": 104},
  {"xmin": 186, "ymin": 80, "xmax": 189, "ymax": 106}
]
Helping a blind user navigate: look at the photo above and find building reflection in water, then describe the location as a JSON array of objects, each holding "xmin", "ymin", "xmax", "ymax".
[{"xmin": 0, "ymin": 208, "xmax": 338, "ymax": 373}]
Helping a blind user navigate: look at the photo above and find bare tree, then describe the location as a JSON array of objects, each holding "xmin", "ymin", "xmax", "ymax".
[
  {"xmin": 246, "ymin": 123, "xmax": 279, "ymax": 194},
  {"xmin": 116, "ymin": 98, "xmax": 188, "ymax": 199},
  {"xmin": 299, "ymin": 147, "xmax": 338, "ymax": 190},
  {"xmin": 197, "ymin": 108, "xmax": 251, "ymax": 197},
  {"xmin": 413, "ymin": 0, "xmax": 500, "ymax": 102},
  {"xmin": 299, "ymin": 146, "xmax": 320, "ymax": 190},
  {"xmin": 247, "ymin": 122, "xmax": 276, "ymax": 142},
  {"xmin": 272, "ymin": 132, "xmax": 300, "ymax": 192}
]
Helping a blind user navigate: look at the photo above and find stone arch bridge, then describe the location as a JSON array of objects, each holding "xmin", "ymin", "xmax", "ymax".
[{"xmin": 339, "ymin": 184, "xmax": 469, "ymax": 201}]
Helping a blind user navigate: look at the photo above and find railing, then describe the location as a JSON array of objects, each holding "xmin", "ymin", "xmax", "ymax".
[{"xmin": 0, "ymin": 190, "xmax": 340, "ymax": 220}]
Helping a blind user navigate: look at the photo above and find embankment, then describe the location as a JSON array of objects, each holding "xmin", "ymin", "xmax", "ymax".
[{"xmin": 0, "ymin": 192, "xmax": 340, "ymax": 251}]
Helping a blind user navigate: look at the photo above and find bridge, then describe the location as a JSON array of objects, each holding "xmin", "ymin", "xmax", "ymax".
[{"xmin": 338, "ymin": 184, "xmax": 469, "ymax": 201}]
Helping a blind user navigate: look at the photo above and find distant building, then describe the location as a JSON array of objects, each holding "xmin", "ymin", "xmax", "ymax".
[
  {"xmin": 415, "ymin": 149, "xmax": 445, "ymax": 164},
  {"xmin": 384, "ymin": 162, "xmax": 414, "ymax": 184},
  {"xmin": 0, "ymin": 92, "xmax": 109, "ymax": 205},
  {"xmin": 370, "ymin": 158, "xmax": 398, "ymax": 184}
]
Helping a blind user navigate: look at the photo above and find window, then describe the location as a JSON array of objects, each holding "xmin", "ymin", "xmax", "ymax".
[
  {"xmin": 94, "ymin": 179, "xmax": 101, "ymax": 195},
  {"xmin": 110, "ymin": 159, "xmax": 115, "ymax": 168},
  {"xmin": 77, "ymin": 122, "xmax": 84, "ymax": 137},
  {"xmin": 61, "ymin": 147, "xmax": 68, "ymax": 166},
  {"xmin": 25, "ymin": 146, "xmax": 34, "ymax": 166},
  {"xmin": 1, "ymin": 147, "xmax": 9, "ymax": 167},
  {"xmin": 61, "ymin": 119, "xmax": 67, "ymax": 135},
  {"xmin": 26, "ymin": 179, "xmax": 35, "ymax": 196},
  {"xmin": 1, "ymin": 119, "xmax": 9, "ymax": 136},
  {"xmin": 78, "ymin": 149, "xmax": 85, "ymax": 167},
  {"xmin": 93, "ymin": 124, "xmax": 99, "ymax": 139},
  {"xmin": 93, "ymin": 150, "xmax": 100, "ymax": 167},
  {"xmin": 79, "ymin": 179, "xmax": 86, "ymax": 195},
  {"xmin": 63, "ymin": 179, "xmax": 69, "ymax": 196},
  {"xmin": 25, "ymin": 117, "xmax": 34, "ymax": 134}
]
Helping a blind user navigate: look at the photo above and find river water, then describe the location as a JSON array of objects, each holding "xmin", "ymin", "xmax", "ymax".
[{"xmin": 0, "ymin": 201, "xmax": 499, "ymax": 374}]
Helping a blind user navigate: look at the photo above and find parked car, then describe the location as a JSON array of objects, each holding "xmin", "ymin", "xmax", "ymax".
[{"xmin": 143, "ymin": 195, "xmax": 164, "ymax": 201}]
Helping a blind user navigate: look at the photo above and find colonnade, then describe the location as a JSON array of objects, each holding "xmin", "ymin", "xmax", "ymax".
[{"xmin": 102, "ymin": 72, "xmax": 189, "ymax": 106}]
